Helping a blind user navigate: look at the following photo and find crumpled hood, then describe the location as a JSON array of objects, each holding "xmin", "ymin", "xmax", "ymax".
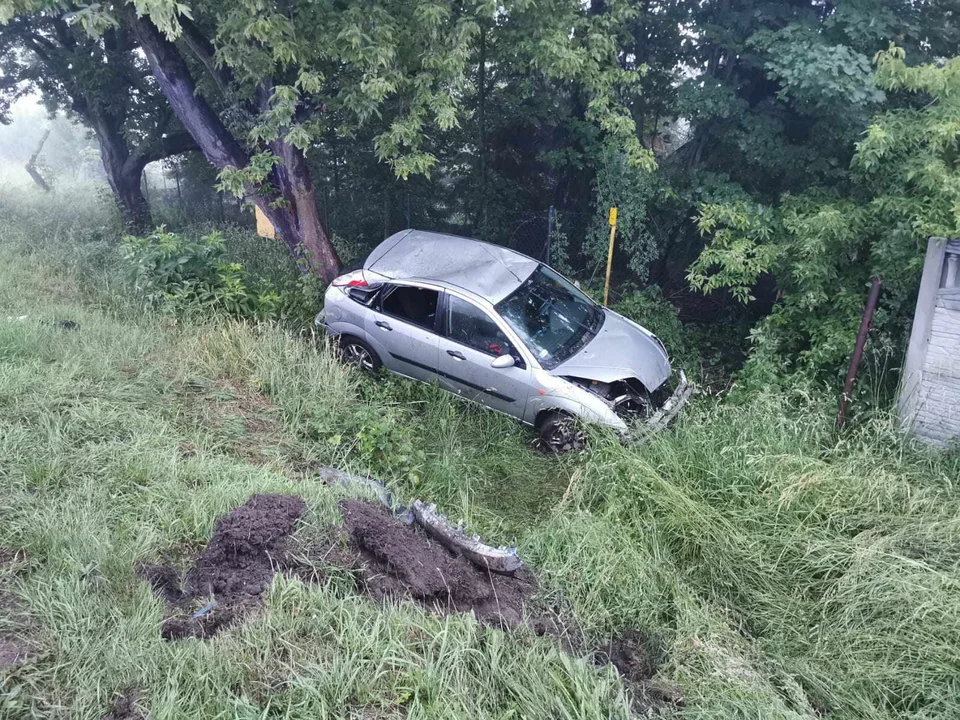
[{"xmin": 550, "ymin": 309, "xmax": 672, "ymax": 390}]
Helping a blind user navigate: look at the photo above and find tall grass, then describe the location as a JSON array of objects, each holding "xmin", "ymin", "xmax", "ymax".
[{"xmin": 2, "ymin": 190, "xmax": 959, "ymax": 719}]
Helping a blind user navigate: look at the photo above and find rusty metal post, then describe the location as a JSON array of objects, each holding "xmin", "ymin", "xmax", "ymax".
[{"xmin": 836, "ymin": 277, "xmax": 883, "ymax": 428}]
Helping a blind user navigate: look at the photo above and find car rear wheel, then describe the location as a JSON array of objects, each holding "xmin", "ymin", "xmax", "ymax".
[
  {"xmin": 536, "ymin": 411, "xmax": 584, "ymax": 453},
  {"xmin": 338, "ymin": 336, "xmax": 382, "ymax": 375}
]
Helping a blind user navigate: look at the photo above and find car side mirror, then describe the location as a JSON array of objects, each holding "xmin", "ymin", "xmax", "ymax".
[{"xmin": 491, "ymin": 354, "xmax": 515, "ymax": 369}]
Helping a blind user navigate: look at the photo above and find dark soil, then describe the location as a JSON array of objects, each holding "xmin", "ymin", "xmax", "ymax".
[
  {"xmin": 598, "ymin": 629, "xmax": 661, "ymax": 683},
  {"xmin": 136, "ymin": 494, "xmax": 680, "ymax": 711},
  {"xmin": 308, "ymin": 499, "xmax": 540, "ymax": 629},
  {"xmin": 138, "ymin": 493, "xmax": 306, "ymax": 639},
  {"xmin": 597, "ymin": 629, "xmax": 684, "ymax": 710},
  {"xmin": 137, "ymin": 564, "xmax": 184, "ymax": 604},
  {"xmin": 101, "ymin": 692, "xmax": 144, "ymax": 720},
  {"xmin": 0, "ymin": 635, "xmax": 33, "ymax": 668}
]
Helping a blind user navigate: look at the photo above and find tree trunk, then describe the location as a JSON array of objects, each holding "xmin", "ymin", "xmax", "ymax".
[
  {"xmin": 270, "ymin": 139, "xmax": 343, "ymax": 275},
  {"xmin": 92, "ymin": 115, "xmax": 152, "ymax": 231},
  {"xmin": 130, "ymin": 12, "xmax": 342, "ymax": 282},
  {"xmin": 25, "ymin": 129, "xmax": 52, "ymax": 192}
]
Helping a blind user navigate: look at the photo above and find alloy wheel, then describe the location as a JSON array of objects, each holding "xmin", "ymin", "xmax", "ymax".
[{"xmin": 343, "ymin": 342, "xmax": 375, "ymax": 372}]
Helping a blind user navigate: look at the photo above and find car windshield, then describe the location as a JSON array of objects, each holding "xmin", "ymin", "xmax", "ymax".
[{"xmin": 495, "ymin": 265, "xmax": 604, "ymax": 369}]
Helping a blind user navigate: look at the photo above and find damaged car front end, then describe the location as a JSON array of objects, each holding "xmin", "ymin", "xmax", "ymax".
[
  {"xmin": 557, "ymin": 370, "xmax": 693, "ymax": 435},
  {"xmin": 523, "ymin": 306, "xmax": 693, "ymax": 448}
]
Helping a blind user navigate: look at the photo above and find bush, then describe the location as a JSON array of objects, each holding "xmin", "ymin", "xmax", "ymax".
[{"xmin": 121, "ymin": 228, "xmax": 283, "ymax": 319}]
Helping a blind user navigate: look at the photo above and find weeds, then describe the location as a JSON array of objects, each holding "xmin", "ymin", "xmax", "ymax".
[{"xmin": 1, "ymin": 194, "xmax": 959, "ymax": 718}]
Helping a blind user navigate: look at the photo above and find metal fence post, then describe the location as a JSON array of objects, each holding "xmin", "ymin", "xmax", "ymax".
[{"xmin": 546, "ymin": 205, "xmax": 556, "ymax": 264}]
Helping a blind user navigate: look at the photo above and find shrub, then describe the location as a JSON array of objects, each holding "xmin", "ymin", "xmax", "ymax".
[{"xmin": 120, "ymin": 228, "xmax": 281, "ymax": 319}]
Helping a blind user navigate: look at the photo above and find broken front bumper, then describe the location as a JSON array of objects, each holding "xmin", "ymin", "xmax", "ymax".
[{"xmin": 634, "ymin": 370, "xmax": 693, "ymax": 437}]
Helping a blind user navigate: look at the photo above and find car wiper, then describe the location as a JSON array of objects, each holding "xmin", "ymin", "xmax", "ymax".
[{"xmin": 590, "ymin": 304, "xmax": 605, "ymax": 332}]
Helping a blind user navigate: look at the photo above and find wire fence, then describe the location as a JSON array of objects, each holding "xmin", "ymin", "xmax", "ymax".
[{"xmin": 145, "ymin": 173, "xmax": 602, "ymax": 281}]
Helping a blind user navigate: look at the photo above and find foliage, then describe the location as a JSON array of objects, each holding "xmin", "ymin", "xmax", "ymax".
[
  {"xmin": 689, "ymin": 48, "xmax": 960, "ymax": 389},
  {"xmin": 0, "ymin": 12, "xmax": 194, "ymax": 224},
  {"xmin": 2, "ymin": 0, "xmax": 959, "ymax": 390},
  {"xmin": 120, "ymin": 228, "xmax": 282, "ymax": 319},
  {"xmin": 586, "ymin": 148, "xmax": 659, "ymax": 282}
]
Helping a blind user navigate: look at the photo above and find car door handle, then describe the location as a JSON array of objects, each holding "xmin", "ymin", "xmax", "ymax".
[
  {"xmin": 375, "ymin": 320, "xmax": 392, "ymax": 331},
  {"xmin": 446, "ymin": 349, "xmax": 465, "ymax": 360}
]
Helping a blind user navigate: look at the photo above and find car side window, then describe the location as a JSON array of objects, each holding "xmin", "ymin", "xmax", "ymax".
[
  {"xmin": 446, "ymin": 295, "xmax": 517, "ymax": 359},
  {"xmin": 347, "ymin": 285, "xmax": 381, "ymax": 306},
  {"xmin": 380, "ymin": 285, "xmax": 439, "ymax": 330}
]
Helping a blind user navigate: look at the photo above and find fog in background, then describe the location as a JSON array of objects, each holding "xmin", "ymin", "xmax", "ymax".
[
  {"xmin": 0, "ymin": 95, "xmax": 103, "ymax": 188},
  {"xmin": 0, "ymin": 94, "xmax": 169, "ymax": 195}
]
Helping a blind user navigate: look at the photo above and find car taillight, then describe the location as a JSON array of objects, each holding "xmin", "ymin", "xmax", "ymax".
[{"xmin": 331, "ymin": 269, "xmax": 367, "ymax": 288}]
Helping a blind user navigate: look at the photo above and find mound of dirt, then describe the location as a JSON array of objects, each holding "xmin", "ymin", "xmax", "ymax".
[
  {"xmin": 135, "ymin": 493, "xmax": 681, "ymax": 711},
  {"xmin": 139, "ymin": 493, "xmax": 306, "ymax": 639},
  {"xmin": 325, "ymin": 499, "xmax": 538, "ymax": 628}
]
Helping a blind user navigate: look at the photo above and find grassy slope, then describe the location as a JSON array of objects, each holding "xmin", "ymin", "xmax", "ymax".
[{"xmin": 1, "ymin": 191, "xmax": 959, "ymax": 719}]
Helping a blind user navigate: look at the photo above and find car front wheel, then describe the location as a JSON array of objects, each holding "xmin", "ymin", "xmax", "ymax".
[
  {"xmin": 338, "ymin": 336, "xmax": 382, "ymax": 375},
  {"xmin": 536, "ymin": 411, "xmax": 584, "ymax": 453}
]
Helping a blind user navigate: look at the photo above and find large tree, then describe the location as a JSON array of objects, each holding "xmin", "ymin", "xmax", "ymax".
[
  {"xmin": 1, "ymin": 0, "xmax": 651, "ymax": 281},
  {"xmin": 689, "ymin": 38, "xmax": 960, "ymax": 387},
  {"xmin": 0, "ymin": 12, "xmax": 195, "ymax": 228}
]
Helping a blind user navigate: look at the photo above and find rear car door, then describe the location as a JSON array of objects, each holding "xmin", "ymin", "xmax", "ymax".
[
  {"xmin": 437, "ymin": 293, "xmax": 532, "ymax": 419},
  {"xmin": 365, "ymin": 283, "xmax": 441, "ymax": 383}
]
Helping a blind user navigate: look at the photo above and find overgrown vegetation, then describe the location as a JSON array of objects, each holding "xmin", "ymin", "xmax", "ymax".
[
  {"xmin": 2, "ymin": 184, "xmax": 959, "ymax": 720},
  {"xmin": 1, "ymin": 0, "xmax": 959, "ymax": 716},
  {"xmin": 3, "ymin": 0, "xmax": 958, "ymax": 394},
  {"xmin": 689, "ymin": 49, "xmax": 960, "ymax": 395},
  {"xmin": 120, "ymin": 227, "xmax": 323, "ymax": 325}
]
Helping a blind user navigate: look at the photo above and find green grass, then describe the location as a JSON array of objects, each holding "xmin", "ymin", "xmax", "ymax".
[{"xmin": 1, "ymin": 192, "xmax": 959, "ymax": 719}]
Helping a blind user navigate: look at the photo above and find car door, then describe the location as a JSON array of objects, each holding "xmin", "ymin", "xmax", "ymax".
[
  {"xmin": 437, "ymin": 292, "xmax": 533, "ymax": 419},
  {"xmin": 365, "ymin": 283, "xmax": 441, "ymax": 383}
]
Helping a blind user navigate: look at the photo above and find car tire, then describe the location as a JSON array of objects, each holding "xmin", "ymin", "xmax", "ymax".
[
  {"xmin": 337, "ymin": 335, "xmax": 382, "ymax": 375},
  {"xmin": 536, "ymin": 411, "xmax": 584, "ymax": 453}
]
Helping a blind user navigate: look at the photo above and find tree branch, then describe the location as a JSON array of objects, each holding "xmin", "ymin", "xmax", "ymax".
[
  {"xmin": 178, "ymin": 16, "xmax": 233, "ymax": 95},
  {"xmin": 129, "ymin": 10, "xmax": 249, "ymax": 172},
  {"xmin": 141, "ymin": 130, "xmax": 199, "ymax": 164}
]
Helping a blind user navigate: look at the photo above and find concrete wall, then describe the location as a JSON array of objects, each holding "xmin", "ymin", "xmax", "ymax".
[{"xmin": 899, "ymin": 237, "xmax": 960, "ymax": 445}]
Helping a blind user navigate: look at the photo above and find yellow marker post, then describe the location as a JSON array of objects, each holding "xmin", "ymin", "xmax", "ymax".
[
  {"xmin": 603, "ymin": 207, "xmax": 618, "ymax": 306},
  {"xmin": 255, "ymin": 205, "xmax": 276, "ymax": 239}
]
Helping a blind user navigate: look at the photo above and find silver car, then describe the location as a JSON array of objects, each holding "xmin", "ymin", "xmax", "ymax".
[{"xmin": 317, "ymin": 230, "xmax": 690, "ymax": 450}]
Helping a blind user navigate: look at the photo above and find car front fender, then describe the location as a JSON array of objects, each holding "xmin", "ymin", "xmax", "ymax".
[{"xmin": 526, "ymin": 391, "xmax": 628, "ymax": 432}]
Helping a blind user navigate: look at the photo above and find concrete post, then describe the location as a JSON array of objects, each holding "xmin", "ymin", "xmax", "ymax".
[{"xmin": 898, "ymin": 237, "xmax": 948, "ymax": 429}]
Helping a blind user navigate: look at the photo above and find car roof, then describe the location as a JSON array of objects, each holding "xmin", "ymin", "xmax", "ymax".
[{"xmin": 363, "ymin": 229, "xmax": 540, "ymax": 304}]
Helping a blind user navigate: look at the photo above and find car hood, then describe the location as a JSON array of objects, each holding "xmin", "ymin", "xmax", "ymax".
[{"xmin": 549, "ymin": 309, "xmax": 672, "ymax": 390}]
